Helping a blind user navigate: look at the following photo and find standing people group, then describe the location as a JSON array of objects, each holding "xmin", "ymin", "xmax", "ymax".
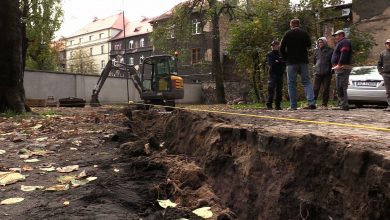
[{"xmin": 266, "ymin": 18, "xmax": 359, "ymax": 111}]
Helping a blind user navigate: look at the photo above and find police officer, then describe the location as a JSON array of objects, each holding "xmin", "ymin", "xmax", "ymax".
[{"xmin": 266, "ymin": 40, "xmax": 285, "ymax": 110}]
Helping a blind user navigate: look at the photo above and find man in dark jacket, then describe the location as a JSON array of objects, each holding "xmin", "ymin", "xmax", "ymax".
[
  {"xmin": 266, "ymin": 40, "xmax": 285, "ymax": 110},
  {"xmin": 377, "ymin": 38, "xmax": 390, "ymax": 111},
  {"xmin": 280, "ymin": 18, "xmax": 316, "ymax": 110},
  {"xmin": 313, "ymin": 37, "xmax": 334, "ymax": 109},
  {"xmin": 331, "ymin": 29, "xmax": 352, "ymax": 111}
]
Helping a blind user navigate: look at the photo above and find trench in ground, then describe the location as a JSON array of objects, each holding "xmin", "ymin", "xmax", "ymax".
[{"xmin": 118, "ymin": 108, "xmax": 390, "ymax": 220}]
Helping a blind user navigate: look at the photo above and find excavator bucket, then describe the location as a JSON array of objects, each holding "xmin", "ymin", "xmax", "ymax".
[{"xmin": 90, "ymin": 90, "xmax": 101, "ymax": 107}]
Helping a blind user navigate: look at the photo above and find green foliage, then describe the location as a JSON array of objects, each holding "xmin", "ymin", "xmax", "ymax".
[
  {"xmin": 227, "ymin": 0, "xmax": 291, "ymax": 102},
  {"xmin": 21, "ymin": 0, "xmax": 63, "ymax": 71},
  {"xmin": 349, "ymin": 26, "xmax": 375, "ymax": 65},
  {"xmin": 0, "ymin": 110, "xmax": 28, "ymax": 118},
  {"xmin": 151, "ymin": 4, "xmax": 197, "ymax": 64},
  {"xmin": 67, "ymin": 49, "xmax": 98, "ymax": 74},
  {"xmin": 39, "ymin": 109, "xmax": 61, "ymax": 116}
]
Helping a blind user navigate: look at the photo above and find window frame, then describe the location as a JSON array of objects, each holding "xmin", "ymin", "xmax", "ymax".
[
  {"xmin": 191, "ymin": 48, "xmax": 202, "ymax": 64},
  {"xmin": 192, "ymin": 19, "xmax": 202, "ymax": 35}
]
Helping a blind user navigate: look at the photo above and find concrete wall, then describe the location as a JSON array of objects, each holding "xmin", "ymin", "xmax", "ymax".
[{"xmin": 24, "ymin": 70, "xmax": 202, "ymax": 104}]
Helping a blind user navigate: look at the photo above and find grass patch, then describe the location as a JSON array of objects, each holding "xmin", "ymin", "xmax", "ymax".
[
  {"xmin": 0, "ymin": 110, "xmax": 28, "ymax": 119},
  {"xmin": 39, "ymin": 109, "xmax": 62, "ymax": 116}
]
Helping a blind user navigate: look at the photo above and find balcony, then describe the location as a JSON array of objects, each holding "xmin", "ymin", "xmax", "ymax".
[{"xmin": 109, "ymin": 50, "xmax": 125, "ymax": 56}]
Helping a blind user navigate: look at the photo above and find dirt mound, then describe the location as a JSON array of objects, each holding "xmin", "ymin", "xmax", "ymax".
[{"xmin": 124, "ymin": 108, "xmax": 390, "ymax": 220}]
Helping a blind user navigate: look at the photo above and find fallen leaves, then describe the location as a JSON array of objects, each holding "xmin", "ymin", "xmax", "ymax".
[
  {"xmin": 1, "ymin": 198, "xmax": 24, "ymax": 205},
  {"xmin": 56, "ymin": 165, "xmax": 79, "ymax": 173},
  {"xmin": 20, "ymin": 185, "xmax": 44, "ymax": 192},
  {"xmin": 192, "ymin": 207, "xmax": 213, "ymax": 219},
  {"xmin": 35, "ymin": 137, "xmax": 48, "ymax": 142},
  {"xmin": 24, "ymin": 158, "xmax": 40, "ymax": 163},
  {"xmin": 45, "ymin": 184, "xmax": 70, "ymax": 191},
  {"xmin": 0, "ymin": 172, "xmax": 26, "ymax": 186},
  {"xmin": 157, "ymin": 199, "xmax": 177, "ymax": 209},
  {"xmin": 39, "ymin": 166, "xmax": 56, "ymax": 172}
]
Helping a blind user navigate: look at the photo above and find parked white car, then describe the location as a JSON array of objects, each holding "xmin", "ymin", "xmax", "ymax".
[{"xmin": 348, "ymin": 66, "xmax": 387, "ymax": 107}]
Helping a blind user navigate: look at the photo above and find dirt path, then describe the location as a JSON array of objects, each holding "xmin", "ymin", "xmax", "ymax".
[{"xmin": 0, "ymin": 105, "xmax": 389, "ymax": 219}]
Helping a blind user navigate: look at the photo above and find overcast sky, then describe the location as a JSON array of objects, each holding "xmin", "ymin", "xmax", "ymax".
[{"xmin": 56, "ymin": 0, "xmax": 351, "ymax": 38}]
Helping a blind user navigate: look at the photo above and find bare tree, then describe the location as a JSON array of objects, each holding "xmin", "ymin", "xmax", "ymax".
[{"xmin": 0, "ymin": 0, "xmax": 29, "ymax": 113}]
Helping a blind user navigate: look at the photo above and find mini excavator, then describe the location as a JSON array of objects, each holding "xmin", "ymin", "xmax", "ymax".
[{"xmin": 90, "ymin": 55, "xmax": 184, "ymax": 110}]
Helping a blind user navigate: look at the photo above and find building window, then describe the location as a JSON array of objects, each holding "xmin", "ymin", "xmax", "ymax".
[
  {"xmin": 140, "ymin": 38, "xmax": 145, "ymax": 47},
  {"xmin": 191, "ymin": 48, "xmax": 201, "ymax": 64},
  {"xmin": 90, "ymin": 48, "xmax": 93, "ymax": 55},
  {"xmin": 114, "ymin": 43, "xmax": 121, "ymax": 50},
  {"xmin": 192, "ymin": 79, "xmax": 201, "ymax": 83},
  {"xmin": 99, "ymin": 33, "xmax": 104, "ymax": 39},
  {"xmin": 168, "ymin": 25, "xmax": 175, "ymax": 39},
  {"xmin": 89, "ymin": 35, "xmax": 93, "ymax": 41},
  {"xmin": 101, "ymin": 60, "xmax": 105, "ymax": 69},
  {"xmin": 70, "ymin": 40, "xmax": 73, "ymax": 45},
  {"xmin": 139, "ymin": 55, "xmax": 144, "ymax": 64},
  {"xmin": 129, "ymin": 40, "xmax": 134, "ymax": 49},
  {"xmin": 192, "ymin": 19, "xmax": 202, "ymax": 34},
  {"xmin": 70, "ymin": 51, "xmax": 74, "ymax": 58},
  {"xmin": 79, "ymin": 37, "xmax": 83, "ymax": 43},
  {"xmin": 101, "ymin": 45, "xmax": 104, "ymax": 54},
  {"xmin": 129, "ymin": 57, "xmax": 134, "ymax": 65}
]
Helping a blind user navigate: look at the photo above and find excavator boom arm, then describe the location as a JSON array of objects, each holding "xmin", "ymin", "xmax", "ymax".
[{"xmin": 90, "ymin": 60, "xmax": 142, "ymax": 106}]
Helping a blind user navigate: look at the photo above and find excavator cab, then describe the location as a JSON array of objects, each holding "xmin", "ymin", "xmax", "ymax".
[
  {"xmin": 90, "ymin": 54, "xmax": 184, "ymax": 109},
  {"xmin": 140, "ymin": 55, "xmax": 184, "ymax": 107}
]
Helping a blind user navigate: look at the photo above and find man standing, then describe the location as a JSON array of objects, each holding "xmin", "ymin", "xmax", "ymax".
[
  {"xmin": 266, "ymin": 40, "xmax": 285, "ymax": 110},
  {"xmin": 331, "ymin": 30, "xmax": 352, "ymax": 111},
  {"xmin": 313, "ymin": 37, "xmax": 334, "ymax": 109},
  {"xmin": 280, "ymin": 18, "xmax": 316, "ymax": 110},
  {"xmin": 377, "ymin": 39, "xmax": 390, "ymax": 111}
]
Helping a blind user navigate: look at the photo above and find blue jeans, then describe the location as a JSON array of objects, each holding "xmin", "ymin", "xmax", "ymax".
[{"xmin": 286, "ymin": 64, "xmax": 316, "ymax": 108}]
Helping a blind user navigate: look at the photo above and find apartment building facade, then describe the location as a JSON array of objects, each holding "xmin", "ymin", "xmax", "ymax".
[
  {"xmin": 109, "ymin": 18, "xmax": 153, "ymax": 77},
  {"xmin": 64, "ymin": 13, "xmax": 127, "ymax": 74}
]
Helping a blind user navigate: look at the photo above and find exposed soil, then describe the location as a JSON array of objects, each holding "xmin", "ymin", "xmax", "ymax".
[{"xmin": 0, "ymin": 105, "xmax": 389, "ymax": 220}]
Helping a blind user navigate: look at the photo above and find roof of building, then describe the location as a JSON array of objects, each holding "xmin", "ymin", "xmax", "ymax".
[
  {"xmin": 111, "ymin": 17, "xmax": 153, "ymax": 40},
  {"xmin": 67, "ymin": 12, "xmax": 127, "ymax": 38},
  {"xmin": 149, "ymin": 2, "xmax": 186, "ymax": 23}
]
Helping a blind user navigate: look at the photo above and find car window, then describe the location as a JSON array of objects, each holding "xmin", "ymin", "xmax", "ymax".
[{"xmin": 351, "ymin": 67, "xmax": 378, "ymax": 75}]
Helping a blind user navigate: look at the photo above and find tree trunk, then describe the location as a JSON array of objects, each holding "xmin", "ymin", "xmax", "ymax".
[
  {"xmin": 210, "ymin": 0, "xmax": 225, "ymax": 104},
  {"xmin": 0, "ymin": 0, "xmax": 28, "ymax": 113},
  {"xmin": 252, "ymin": 52, "xmax": 260, "ymax": 103}
]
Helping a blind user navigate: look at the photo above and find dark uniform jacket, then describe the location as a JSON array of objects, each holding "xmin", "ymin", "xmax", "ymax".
[{"xmin": 267, "ymin": 50, "xmax": 285, "ymax": 74}]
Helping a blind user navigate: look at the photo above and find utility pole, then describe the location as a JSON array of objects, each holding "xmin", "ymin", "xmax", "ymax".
[{"xmin": 122, "ymin": 0, "xmax": 130, "ymax": 103}]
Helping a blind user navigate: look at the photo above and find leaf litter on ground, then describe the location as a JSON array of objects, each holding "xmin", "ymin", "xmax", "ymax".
[{"xmin": 0, "ymin": 172, "xmax": 26, "ymax": 186}]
